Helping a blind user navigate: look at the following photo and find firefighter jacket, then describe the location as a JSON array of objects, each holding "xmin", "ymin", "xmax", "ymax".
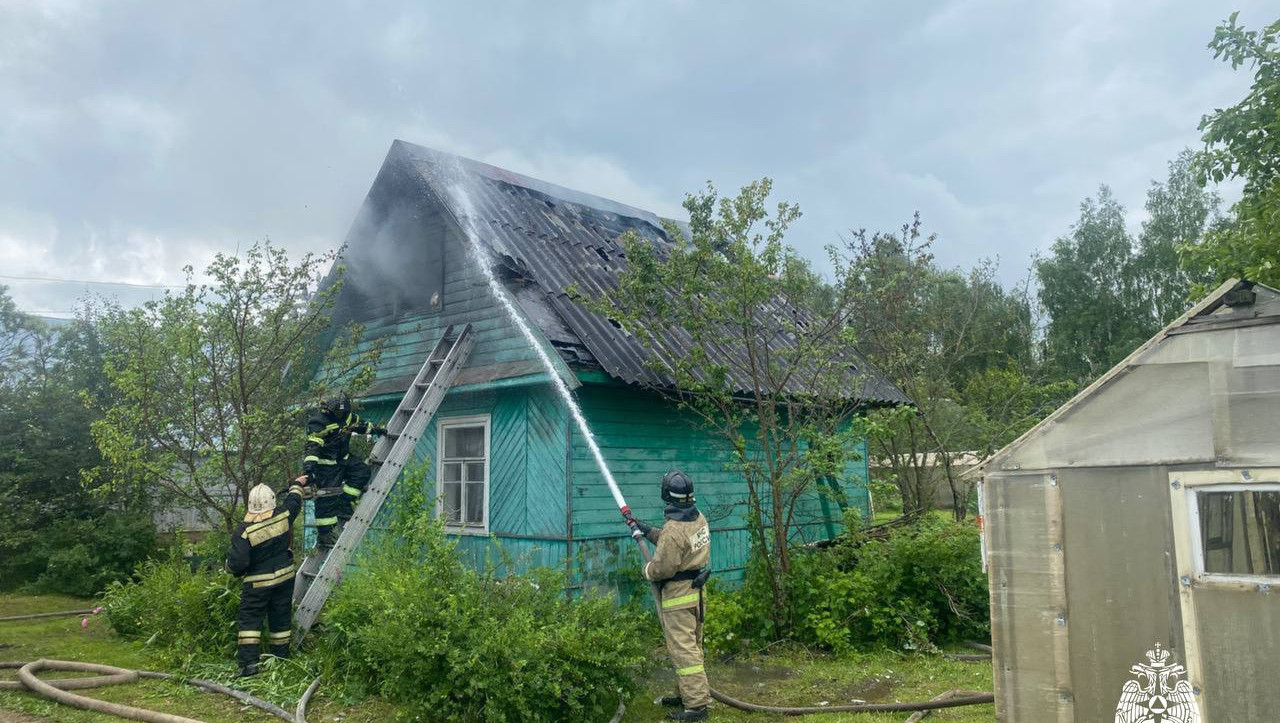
[
  {"xmin": 303, "ymin": 408, "xmax": 376, "ymax": 478},
  {"xmin": 642, "ymin": 505, "xmax": 711, "ymax": 612},
  {"xmin": 226, "ymin": 484, "xmax": 304, "ymax": 589}
]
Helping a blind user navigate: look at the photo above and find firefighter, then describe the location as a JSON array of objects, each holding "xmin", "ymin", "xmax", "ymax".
[
  {"xmin": 630, "ymin": 470, "xmax": 713, "ymax": 722},
  {"xmin": 226, "ymin": 478, "xmax": 307, "ymax": 676},
  {"xmin": 301, "ymin": 394, "xmax": 387, "ymax": 548}
]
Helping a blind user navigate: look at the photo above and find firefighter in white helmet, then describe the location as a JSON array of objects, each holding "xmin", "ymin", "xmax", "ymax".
[{"xmin": 226, "ymin": 478, "xmax": 307, "ymax": 676}]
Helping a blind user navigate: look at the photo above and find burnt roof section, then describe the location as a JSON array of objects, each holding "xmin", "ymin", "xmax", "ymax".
[{"xmin": 386, "ymin": 140, "xmax": 910, "ymax": 405}]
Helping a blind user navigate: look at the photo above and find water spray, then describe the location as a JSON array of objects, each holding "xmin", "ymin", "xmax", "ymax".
[{"xmin": 443, "ymin": 182, "xmax": 649, "ymax": 550}]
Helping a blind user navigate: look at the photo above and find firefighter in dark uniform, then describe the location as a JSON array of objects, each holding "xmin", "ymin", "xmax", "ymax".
[
  {"xmin": 226, "ymin": 479, "xmax": 307, "ymax": 676},
  {"xmin": 631, "ymin": 470, "xmax": 713, "ymax": 721},
  {"xmin": 302, "ymin": 394, "xmax": 387, "ymax": 549}
]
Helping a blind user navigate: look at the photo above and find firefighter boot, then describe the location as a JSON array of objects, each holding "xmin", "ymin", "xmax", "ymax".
[
  {"xmin": 667, "ymin": 706, "xmax": 709, "ymax": 721},
  {"xmin": 660, "ymin": 695, "xmax": 683, "ymax": 708}
]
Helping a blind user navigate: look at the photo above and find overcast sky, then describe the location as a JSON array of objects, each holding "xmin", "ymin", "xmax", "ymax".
[{"xmin": 0, "ymin": 1, "xmax": 1268, "ymax": 316}]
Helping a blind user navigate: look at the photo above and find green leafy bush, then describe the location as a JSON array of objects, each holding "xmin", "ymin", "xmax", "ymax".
[
  {"xmin": 701, "ymin": 580, "xmax": 756, "ymax": 657},
  {"xmin": 315, "ymin": 500, "xmax": 655, "ymax": 723},
  {"xmin": 103, "ymin": 550, "xmax": 240, "ymax": 667},
  {"xmin": 6, "ymin": 511, "xmax": 157, "ymax": 597},
  {"xmin": 712, "ymin": 517, "xmax": 988, "ymax": 655}
]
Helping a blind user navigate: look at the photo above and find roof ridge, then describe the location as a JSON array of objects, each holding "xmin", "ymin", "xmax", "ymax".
[{"xmin": 390, "ymin": 139, "xmax": 677, "ymax": 230}]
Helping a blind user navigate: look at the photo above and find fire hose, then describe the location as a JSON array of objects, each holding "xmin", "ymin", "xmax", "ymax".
[{"xmin": 1, "ymin": 659, "xmax": 315, "ymax": 723}]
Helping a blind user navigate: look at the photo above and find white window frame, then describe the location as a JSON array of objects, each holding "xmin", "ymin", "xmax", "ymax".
[
  {"xmin": 435, "ymin": 414, "xmax": 491, "ymax": 535},
  {"xmin": 1170, "ymin": 469, "xmax": 1280, "ymax": 588}
]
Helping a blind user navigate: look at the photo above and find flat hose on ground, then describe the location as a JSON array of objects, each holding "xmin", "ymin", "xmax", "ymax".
[
  {"xmin": 294, "ymin": 677, "xmax": 321, "ymax": 723},
  {"xmin": 1, "ymin": 659, "xmax": 305, "ymax": 723},
  {"xmin": 904, "ymin": 690, "xmax": 984, "ymax": 723},
  {"xmin": 709, "ymin": 687, "xmax": 995, "ymax": 715},
  {"xmin": 0, "ymin": 610, "xmax": 95, "ymax": 622},
  {"xmin": 0, "ymin": 660, "xmax": 138, "ymax": 691}
]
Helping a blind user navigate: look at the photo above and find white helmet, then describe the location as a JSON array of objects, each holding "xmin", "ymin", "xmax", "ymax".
[{"xmin": 245, "ymin": 484, "xmax": 276, "ymax": 522}]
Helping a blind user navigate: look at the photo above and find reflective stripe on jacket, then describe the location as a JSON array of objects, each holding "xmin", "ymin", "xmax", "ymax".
[{"xmin": 302, "ymin": 409, "xmax": 373, "ymax": 476}]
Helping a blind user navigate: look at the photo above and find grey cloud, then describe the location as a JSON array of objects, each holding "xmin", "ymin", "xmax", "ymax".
[{"xmin": 0, "ymin": 1, "xmax": 1271, "ymax": 314}]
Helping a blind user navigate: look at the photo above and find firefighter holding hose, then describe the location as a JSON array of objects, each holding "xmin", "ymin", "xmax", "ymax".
[
  {"xmin": 226, "ymin": 478, "xmax": 308, "ymax": 676},
  {"xmin": 301, "ymin": 394, "xmax": 387, "ymax": 549},
  {"xmin": 630, "ymin": 470, "xmax": 713, "ymax": 722}
]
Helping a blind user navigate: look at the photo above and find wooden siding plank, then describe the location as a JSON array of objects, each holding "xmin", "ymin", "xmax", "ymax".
[{"xmin": 524, "ymin": 385, "xmax": 568, "ymax": 537}]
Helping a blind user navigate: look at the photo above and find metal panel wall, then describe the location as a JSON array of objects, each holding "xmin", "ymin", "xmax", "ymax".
[
  {"xmin": 1057, "ymin": 466, "xmax": 1183, "ymax": 723},
  {"xmin": 986, "ymin": 472, "xmax": 1070, "ymax": 723},
  {"xmin": 1001, "ymin": 362, "xmax": 1214, "ymax": 471}
]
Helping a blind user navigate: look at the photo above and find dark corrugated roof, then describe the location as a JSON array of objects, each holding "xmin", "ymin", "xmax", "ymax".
[{"xmin": 390, "ymin": 140, "xmax": 910, "ymax": 406}]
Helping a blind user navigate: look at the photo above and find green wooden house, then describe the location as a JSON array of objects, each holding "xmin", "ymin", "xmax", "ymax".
[{"xmin": 321, "ymin": 140, "xmax": 909, "ymax": 589}]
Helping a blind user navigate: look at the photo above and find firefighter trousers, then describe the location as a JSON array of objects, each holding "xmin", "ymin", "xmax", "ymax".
[
  {"xmin": 313, "ymin": 455, "xmax": 370, "ymax": 548},
  {"xmin": 236, "ymin": 577, "xmax": 294, "ymax": 669},
  {"xmin": 661, "ymin": 593, "xmax": 710, "ymax": 708}
]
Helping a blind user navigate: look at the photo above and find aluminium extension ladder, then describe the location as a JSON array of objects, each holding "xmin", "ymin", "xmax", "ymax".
[{"xmin": 293, "ymin": 323, "xmax": 475, "ymax": 638}]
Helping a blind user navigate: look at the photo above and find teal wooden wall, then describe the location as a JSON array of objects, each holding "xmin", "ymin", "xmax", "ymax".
[
  {"xmin": 355, "ymin": 380, "xmax": 869, "ymax": 592},
  {"xmin": 361, "ymin": 384, "xmax": 571, "ymax": 576},
  {"xmin": 566, "ymin": 383, "xmax": 870, "ymax": 588}
]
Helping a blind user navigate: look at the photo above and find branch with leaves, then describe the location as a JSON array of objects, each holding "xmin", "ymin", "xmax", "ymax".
[{"xmin": 89, "ymin": 242, "xmax": 383, "ymax": 531}]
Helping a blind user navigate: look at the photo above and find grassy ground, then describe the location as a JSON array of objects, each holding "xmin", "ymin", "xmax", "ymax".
[
  {"xmin": 0, "ymin": 594, "xmax": 394, "ymax": 723},
  {"xmin": 3, "ymin": 594, "xmax": 993, "ymax": 722},
  {"xmin": 624, "ymin": 646, "xmax": 993, "ymax": 723}
]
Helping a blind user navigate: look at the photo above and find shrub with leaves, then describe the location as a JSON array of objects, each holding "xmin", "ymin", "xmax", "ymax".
[
  {"xmin": 315, "ymin": 498, "xmax": 655, "ymax": 723},
  {"xmin": 710, "ymin": 517, "xmax": 988, "ymax": 655},
  {"xmin": 19, "ymin": 512, "xmax": 157, "ymax": 597},
  {"xmin": 103, "ymin": 550, "xmax": 240, "ymax": 667}
]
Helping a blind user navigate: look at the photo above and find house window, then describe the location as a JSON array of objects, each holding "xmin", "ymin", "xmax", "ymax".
[
  {"xmin": 437, "ymin": 415, "xmax": 489, "ymax": 533},
  {"xmin": 1193, "ymin": 485, "xmax": 1280, "ymax": 577}
]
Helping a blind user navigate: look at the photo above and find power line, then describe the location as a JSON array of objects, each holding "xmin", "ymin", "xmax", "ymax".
[{"xmin": 0, "ymin": 273, "xmax": 184, "ymax": 289}]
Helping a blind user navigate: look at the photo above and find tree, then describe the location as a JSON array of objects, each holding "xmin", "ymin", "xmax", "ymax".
[
  {"xmin": 843, "ymin": 217, "xmax": 1042, "ymax": 519},
  {"xmin": 0, "ymin": 292, "xmax": 156, "ymax": 595},
  {"xmin": 959, "ymin": 367, "xmax": 1075, "ymax": 457},
  {"xmin": 1036, "ymin": 186, "xmax": 1149, "ymax": 383},
  {"xmin": 1136, "ymin": 150, "xmax": 1220, "ymax": 324},
  {"xmin": 0, "ymin": 285, "xmax": 36, "ymax": 386},
  {"xmin": 91, "ymin": 242, "xmax": 381, "ymax": 532},
  {"xmin": 587, "ymin": 179, "xmax": 871, "ymax": 639},
  {"xmin": 1183, "ymin": 13, "xmax": 1280, "ymax": 288}
]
